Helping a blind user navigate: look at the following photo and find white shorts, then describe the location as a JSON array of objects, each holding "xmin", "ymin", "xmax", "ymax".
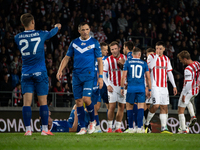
[
  {"xmin": 151, "ymin": 87, "xmax": 169, "ymax": 105},
  {"xmin": 145, "ymin": 97, "xmax": 152, "ymax": 104},
  {"xmin": 178, "ymin": 92, "xmax": 197, "ymax": 108},
  {"xmin": 124, "ymin": 89, "xmax": 127, "ymax": 102},
  {"xmin": 108, "ymin": 90, "xmax": 126, "ymax": 104}
]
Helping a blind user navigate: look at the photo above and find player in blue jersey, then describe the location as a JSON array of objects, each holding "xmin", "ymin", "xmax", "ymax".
[
  {"xmin": 99, "ymin": 42, "xmax": 109, "ymax": 109},
  {"xmin": 48, "ymin": 105, "xmax": 90, "ymax": 133},
  {"xmin": 91, "ymin": 59, "xmax": 102, "ymax": 133},
  {"xmin": 122, "ymin": 41, "xmax": 141, "ymax": 132},
  {"xmin": 14, "ymin": 13, "xmax": 61, "ymax": 136},
  {"xmin": 92, "ymin": 42, "xmax": 109, "ymax": 133},
  {"xmin": 57, "ymin": 22, "xmax": 103, "ymax": 135},
  {"xmin": 121, "ymin": 47, "xmax": 151, "ymax": 133}
]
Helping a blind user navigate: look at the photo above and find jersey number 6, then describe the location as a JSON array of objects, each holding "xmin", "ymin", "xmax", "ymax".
[{"xmin": 19, "ymin": 37, "xmax": 41, "ymax": 56}]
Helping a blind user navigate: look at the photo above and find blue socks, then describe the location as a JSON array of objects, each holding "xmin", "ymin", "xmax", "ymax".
[
  {"xmin": 137, "ymin": 108, "xmax": 144, "ymax": 128},
  {"xmin": 133, "ymin": 104, "xmax": 138, "ymax": 126},
  {"xmin": 86, "ymin": 103, "xmax": 95, "ymax": 122},
  {"xmin": 22, "ymin": 106, "xmax": 32, "ymax": 127},
  {"xmin": 127, "ymin": 110, "xmax": 133, "ymax": 128},
  {"xmin": 77, "ymin": 106, "xmax": 85, "ymax": 128},
  {"xmin": 94, "ymin": 115, "xmax": 100, "ymax": 126},
  {"xmin": 39, "ymin": 105, "xmax": 49, "ymax": 126}
]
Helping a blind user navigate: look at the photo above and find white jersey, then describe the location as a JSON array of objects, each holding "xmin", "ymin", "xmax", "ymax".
[
  {"xmin": 147, "ymin": 54, "xmax": 172, "ymax": 88},
  {"xmin": 103, "ymin": 54, "xmax": 126, "ymax": 91},
  {"xmin": 183, "ymin": 61, "xmax": 200, "ymax": 95}
]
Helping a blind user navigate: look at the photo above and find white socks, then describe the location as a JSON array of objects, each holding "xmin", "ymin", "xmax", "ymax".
[
  {"xmin": 26, "ymin": 126, "xmax": 31, "ymax": 132},
  {"xmin": 187, "ymin": 102, "xmax": 195, "ymax": 117},
  {"xmin": 96, "ymin": 125, "xmax": 101, "ymax": 130},
  {"xmin": 108, "ymin": 120, "xmax": 112, "ymax": 129},
  {"xmin": 115, "ymin": 121, "xmax": 121, "ymax": 130},
  {"xmin": 179, "ymin": 114, "xmax": 186, "ymax": 131},
  {"xmin": 160, "ymin": 114, "xmax": 167, "ymax": 131},
  {"xmin": 42, "ymin": 125, "xmax": 48, "ymax": 132},
  {"xmin": 145, "ymin": 112, "xmax": 155, "ymax": 126}
]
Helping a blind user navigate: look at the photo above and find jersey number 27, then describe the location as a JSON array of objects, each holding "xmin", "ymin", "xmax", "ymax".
[{"xmin": 19, "ymin": 37, "xmax": 41, "ymax": 56}]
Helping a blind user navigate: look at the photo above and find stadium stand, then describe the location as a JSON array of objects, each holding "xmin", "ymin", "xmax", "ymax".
[{"xmin": 0, "ymin": 0, "xmax": 199, "ymax": 113}]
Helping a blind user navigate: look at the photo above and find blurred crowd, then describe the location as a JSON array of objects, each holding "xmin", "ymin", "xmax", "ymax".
[{"xmin": 0, "ymin": 0, "xmax": 200, "ymax": 107}]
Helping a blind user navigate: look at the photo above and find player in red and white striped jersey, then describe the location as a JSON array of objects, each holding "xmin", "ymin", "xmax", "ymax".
[
  {"xmin": 177, "ymin": 51, "xmax": 200, "ymax": 133},
  {"xmin": 103, "ymin": 41, "xmax": 126, "ymax": 133},
  {"xmin": 145, "ymin": 41, "xmax": 177, "ymax": 134}
]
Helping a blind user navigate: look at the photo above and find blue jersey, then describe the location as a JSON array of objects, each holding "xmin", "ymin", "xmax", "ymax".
[
  {"xmin": 66, "ymin": 37, "xmax": 102, "ymax": 77},
  {"xmin": 127, "ymin": 51, "xmax": 132, "ymax": 60},
  {"xmin": 123, "ymin": 58, "xmax": 149, "ymax": 93},
  {"xmin": 93, "ymin": 59, "xmax": 98, "ymax": 87},
  {"xmin": 14, "ymin": 27, "xmax": 58, "ymax": 74},
  {"xmin": 50, "ymin": 121, "xmax": 71, "ymax": 132},
  {"xmin": 50, "ymin": 109, "xmax": 90, "ymax": 132},
  {"xmin": 68, "ymin": 109, "xmax": 90, "ymax": 129}
]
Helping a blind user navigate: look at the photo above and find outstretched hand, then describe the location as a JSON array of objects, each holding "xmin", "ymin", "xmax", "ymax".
[{"xmin": 55, "ymin": 23, "xmax": 61, "ymax": 30}]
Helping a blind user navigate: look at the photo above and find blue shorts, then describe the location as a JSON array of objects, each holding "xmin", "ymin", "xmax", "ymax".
[
  {"xmin": 100, "ymin": 83, "xmax": 108, "ymax": 104},
  {"xmin": 21, "ymin": 71, "xmax": 48, "ymax": 96},
  {"xmin": 50, "ymin": 121, "xmax": 70, "ymax": 132},
  {"xmin": 91, "ymin": 86, "xmax": 101, "ymax": 105},
  {"xmin": 72, "ymin": 75, "xmax": 94, "ymax": 100},
  {"xmin": 126, "ymin": 92, "xmax": 145, "ymax": 104}
]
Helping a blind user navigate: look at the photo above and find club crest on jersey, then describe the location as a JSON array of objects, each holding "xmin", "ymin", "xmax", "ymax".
[
  {"xmin": 87, "ymin": 46, "xmax": 91, "ymax": 49},
  {"xmin": 81, "ymin": 42, "xmax": 86, "ymax": 46}
]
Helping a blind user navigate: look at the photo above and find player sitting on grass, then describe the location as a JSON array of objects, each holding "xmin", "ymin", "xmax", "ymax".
[{"xmin": 48, "ymin": 105, "xmax": 90, "ymax": 133}]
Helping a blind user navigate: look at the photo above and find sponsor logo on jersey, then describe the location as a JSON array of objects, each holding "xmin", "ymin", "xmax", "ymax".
[
  {"xmin": 81, "ymin": 42, "xmax": 86, "ymax": 46},
  {"xmin": 83, "ymin": 88, "xmax": 92, "ymax": 90}
]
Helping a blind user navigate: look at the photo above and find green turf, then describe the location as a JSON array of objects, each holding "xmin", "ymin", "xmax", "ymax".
[{"xmin": 0, "ymin": 133, "xmax": 200, "ymax": 150}]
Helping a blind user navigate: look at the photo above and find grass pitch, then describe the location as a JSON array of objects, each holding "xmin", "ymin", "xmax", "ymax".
[{"xmin": 1, "ymin": 133, "xmax": 200, "ymax": 150}]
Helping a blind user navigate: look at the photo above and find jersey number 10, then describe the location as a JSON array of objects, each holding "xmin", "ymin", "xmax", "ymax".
[
  {"xmin": 19, "ymin": 37, "xmax": 41, "ymax": 56},
  {"xmin": 131, "ymin": 64, "xmax": 142, "ymax": 78}
]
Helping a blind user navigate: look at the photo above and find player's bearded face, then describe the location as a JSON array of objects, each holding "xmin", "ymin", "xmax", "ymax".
[
  {"xmin": 111, "ymin": 45, "xmax": 120, "ymax": 58},
  {"xmin": 79, "ymin": 24, "xmax": 90, "ymax": 40},
  {"xmin": 156, "ymin": 45, "xmax": 165, "ymax": 56}
]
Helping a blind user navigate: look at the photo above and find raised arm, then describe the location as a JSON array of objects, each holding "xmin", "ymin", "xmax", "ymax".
[{"xmin": 45, "ymin": 23, "xmax": 61, "ymax": 40}]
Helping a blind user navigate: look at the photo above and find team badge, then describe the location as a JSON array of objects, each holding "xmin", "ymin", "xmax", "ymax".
[{"xmin": 87, "ymin": 46, "xmax": 91, "ymax": 49}]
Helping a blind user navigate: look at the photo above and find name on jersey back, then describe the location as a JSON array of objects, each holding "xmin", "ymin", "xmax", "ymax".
[
  {"xmin": 128, "ymin": 60, "xmax": 144, "ymax": 64},
  {"xmin": 18, "ymin": 33, "xmax": 39, "ymax": 38}
]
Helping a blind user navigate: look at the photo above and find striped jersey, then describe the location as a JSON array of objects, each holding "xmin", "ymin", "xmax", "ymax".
[
  {"xmin": 103, "ymin": 54, "xmax": 126, "ymax": 87},
  {"xmin": 183, "ymin": 61, "xmax": 200, "ymax": 95},
  {"xmin": 147, "ymin": 54, "xmax": 172, "ymax": 87}
]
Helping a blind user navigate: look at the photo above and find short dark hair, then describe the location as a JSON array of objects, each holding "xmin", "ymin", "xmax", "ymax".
[
  {"xmin": 20, "ymin": 13, "xmax": 34, "ymax": 27},
  {"xmin": 78, "ymin": 22, "xmax": 90, "ymax": 30},
  {"xmin": 132, "ymin": 47, "xmax": 141, "ymax": 55},
  {"xmin": 109, "ymin": 41, "xmax": 119, "ymax": 48},
  {"xmin": 100, "ymin": 42, "xmax": 108, "ymax": 47},
  {"xmin": 146, "ymin": 48, "xmax": 155, "ymax": 53},
  {"xmin": 124, "ymin": 41, "xmax": 135, "ymax": 50},
  {"xmin": 177, "ymin": 50, "xmax": 191, "ymax": 60},
  {"xmin": 156, "ymin": 41, "xmax": 165, "ymax": 47}
]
